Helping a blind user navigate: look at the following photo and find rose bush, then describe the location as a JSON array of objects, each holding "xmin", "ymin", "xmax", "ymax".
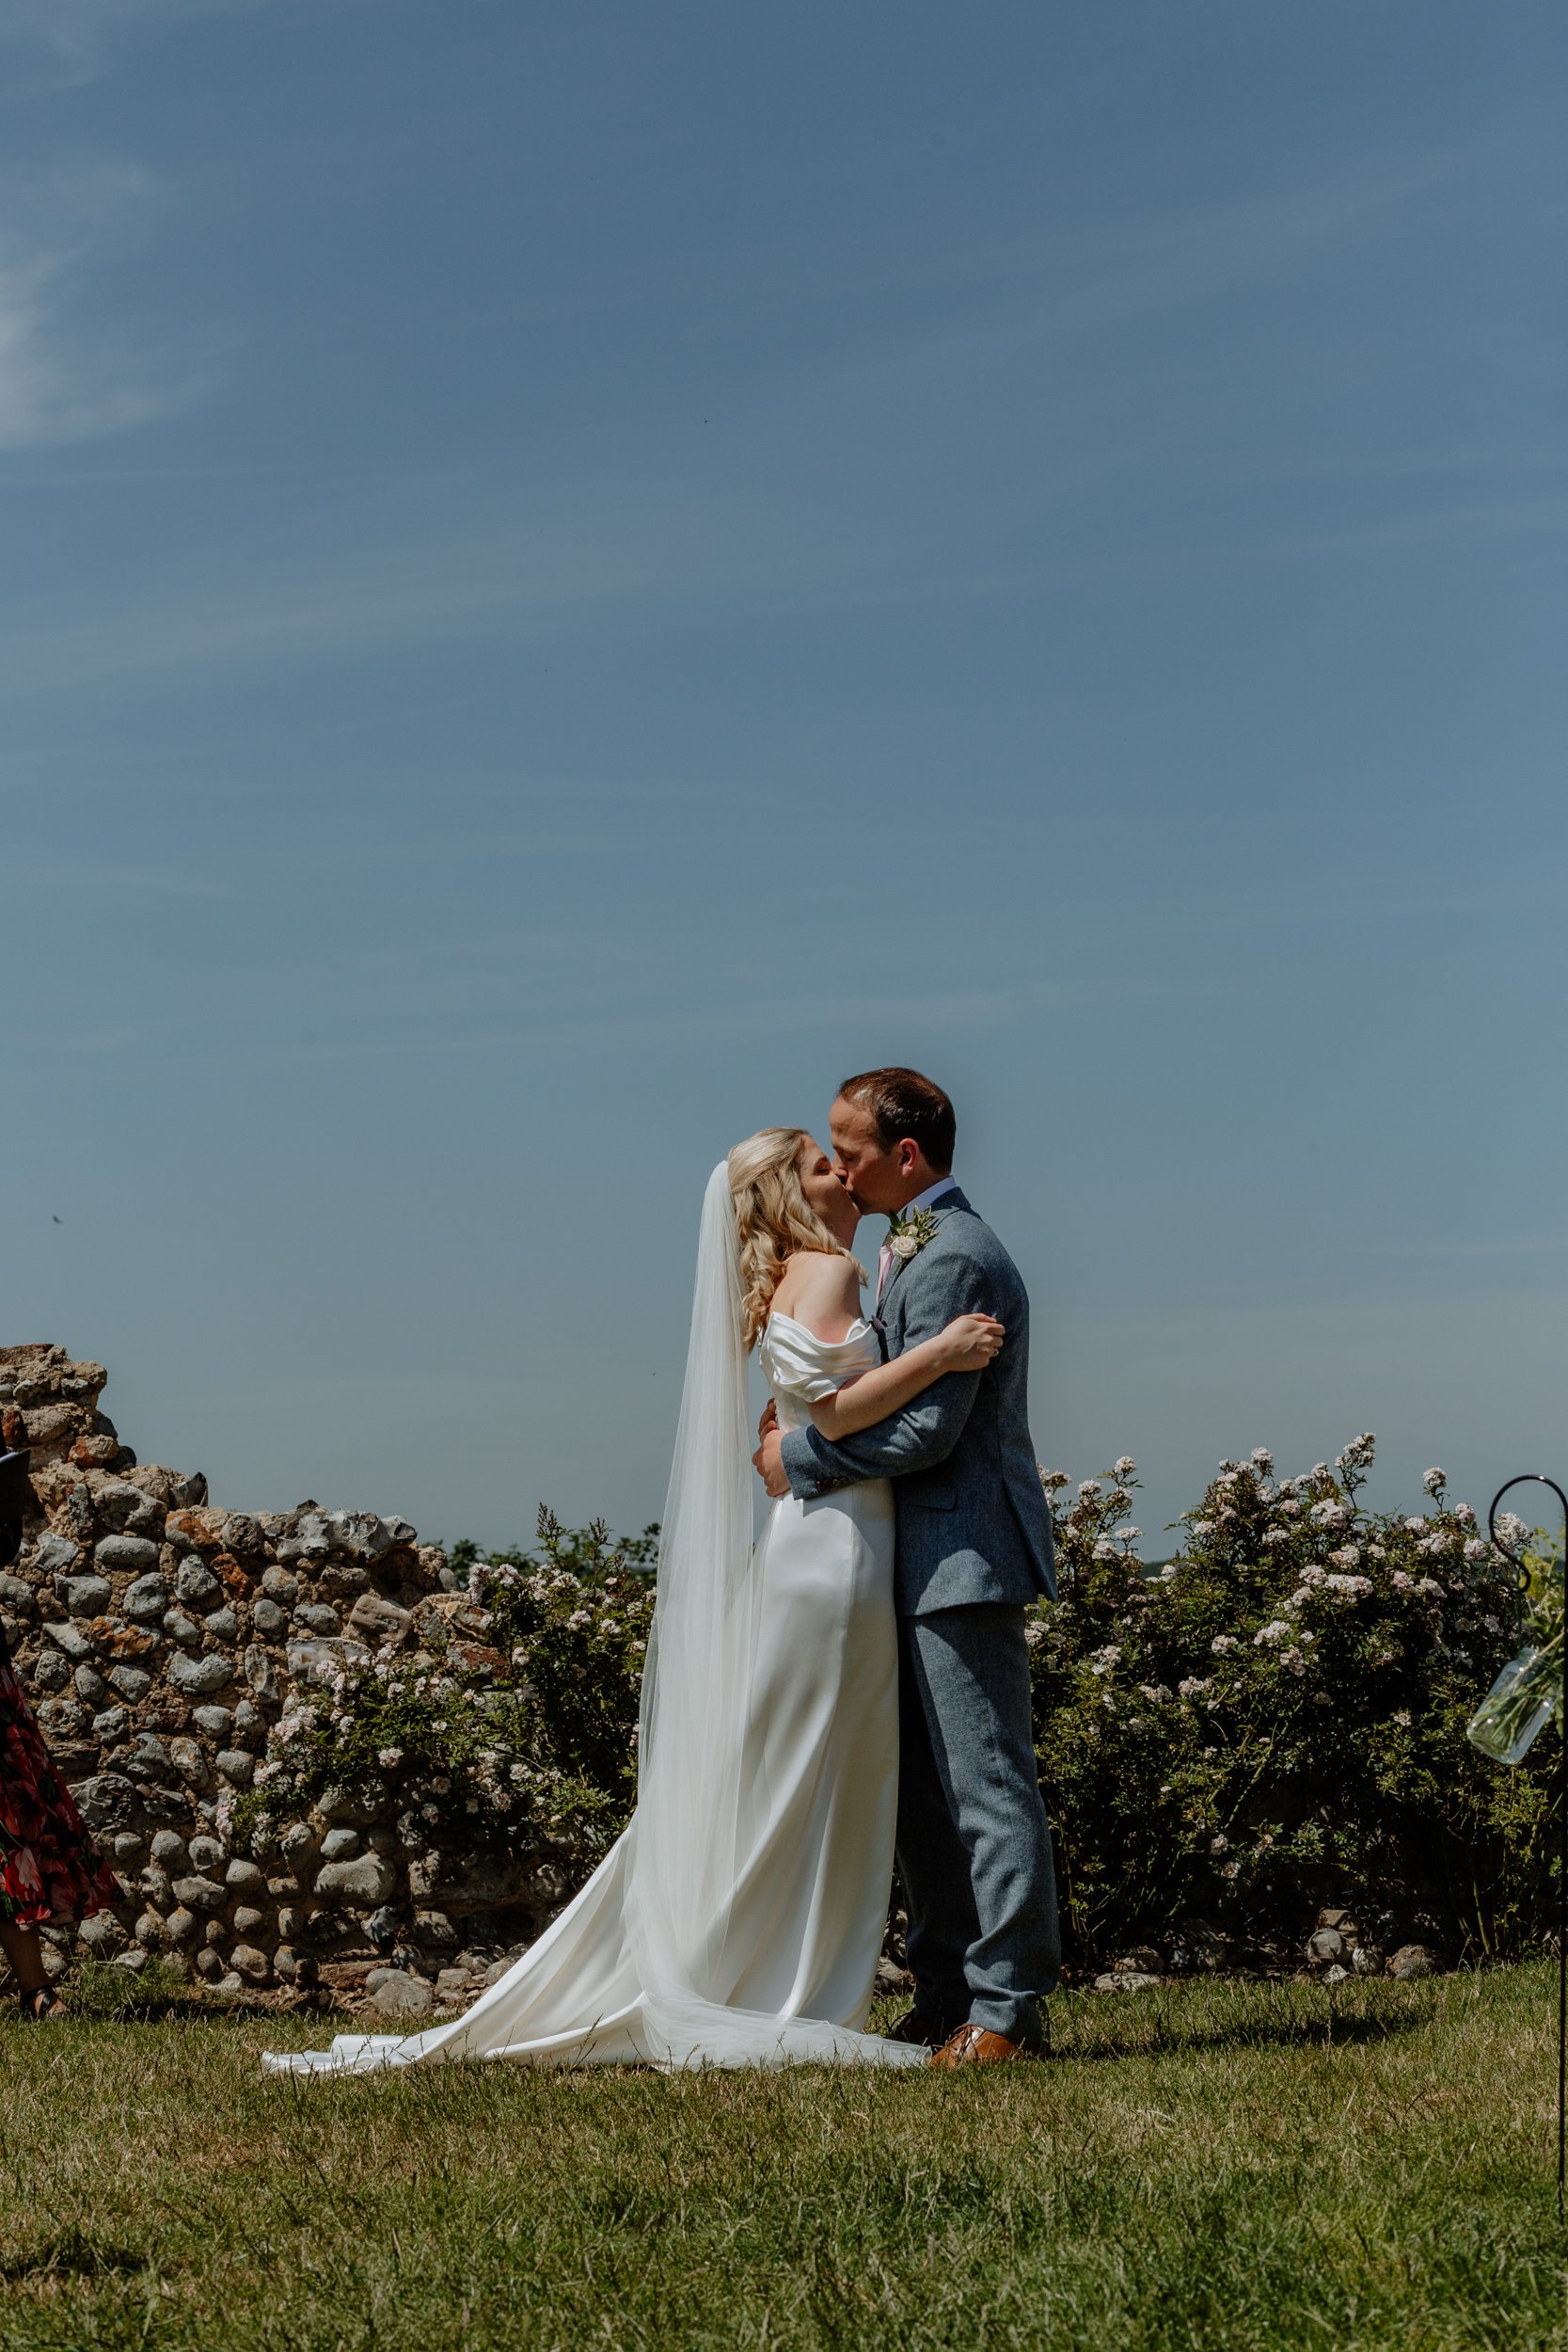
[
  {"xmin": 1031, "ymin": 1440, "xmax": 1556, "ymax": 1964},
  {"xmin": 235, "ymin": 1456, "xmax": 1557, "ymax": 1973}
]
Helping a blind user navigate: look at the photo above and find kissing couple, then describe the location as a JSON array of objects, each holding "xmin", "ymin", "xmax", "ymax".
[{"xmin": 268, "ymin": 1067, "xmax": 1060, "ymax": 2078}]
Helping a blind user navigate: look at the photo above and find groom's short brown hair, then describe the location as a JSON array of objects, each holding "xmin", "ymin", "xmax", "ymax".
[{"xmin": 836, "ymin": 1067, "xmax": 956, "ymax": 1175}]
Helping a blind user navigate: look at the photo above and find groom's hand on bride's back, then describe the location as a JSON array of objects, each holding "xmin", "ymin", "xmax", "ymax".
[
  {"xmin": 757, "ymin": 1399, "xmax": 778, "ymax": 1443},
  {"xmin": 752, "ymin": 1424, "xmax": 790, "ymax": 1499}
]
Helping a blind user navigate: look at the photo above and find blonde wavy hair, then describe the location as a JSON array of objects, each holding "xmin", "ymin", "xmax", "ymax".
[{"xmin": 727, "ymin": 1127, "xmax": 863, "ymax": 1352}]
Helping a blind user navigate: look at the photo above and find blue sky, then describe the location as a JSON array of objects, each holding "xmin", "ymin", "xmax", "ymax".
[{"xmin": 4, "ymin": 0, "xmax": 1564, "ymax": 1550}]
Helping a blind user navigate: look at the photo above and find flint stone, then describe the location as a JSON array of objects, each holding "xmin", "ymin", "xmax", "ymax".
[
  {"xmin": 320, "ymin": 1828, "xmax": 360, "ymax": 1862},
  {"xmin": 151, "ymin": 1830, "xmax": 187, "ymax": 1866},
  {"xmin": 135, "ymin": 1911, "xmax": 165, "ymax": 1947},
  {"xmin": 164, "ymin": 1907, "xmax": 198, "ymax": 1946},
  {"xmin": 172, "ymin": 1876, "xmax": 227, "ymax": 1914},
  {"xmin": 93, "ymin": 1484, "xmax": 164, "ymax": 1537},
  {"xmin": 225, "ymin": 1857, "xmax": 265, "ymax": 1890},
  {"xmin": 44, "ymin": 1619, "xmax": 94, "ymax": 1662},
  {"xmin": 205, "ymin": 1608, "xmax": 240, "ymax": 1644},
  {"xmin": 92, "ymin": 1706, "xmax": 129, "ymax": 1742},
  {"xmin": 1388, "ymin": 1944, "xmax": 1436, "ymax": 1980},
  {"xmin": 321, "ymin": 1563, "xmax": 369, "ymax": 1598},
  {"xmin": 32, "ymin": 1534, "xmax": 79, "ymax": 1576},
  {"xmin": 56, "ymin": 1573, "xmax": 112, "ymax": 1617},
  {"xmin": 1353, "ymin": 1944, "xmax": 1386, "ymax": 1977},
  {"xmin": 0, "ymin": 1571, "xmax": 33, "ymax": 1613},
  {"xmin": 279, "ymin": 1822, "xmax": 317, "ymax": 1867},
  {"xmin": 325, "ymin": 1510, "xmax": 393, "ymax": 1563},
  {"xmin": 70, "ymin": 1772, "xmax": 136, "ymax": 1830},
  {"xmin": 216, "ymin": 1750, "xmax": 254, "ymax": 1787},
  {"xmin": 168, "ymin": 1651, "xmax": 233, "ymax": 1696},
  {"xmin": 1307, "ymin": 1929, "xmax": 1343, "ymax": 1963},
  {"xmin": 73, "ymin": 1664, "xmax": 107, "ymax": 1703},
  {"xmin": 436, "ymin": 1968, "xmax": 472, "ymax": 2001},
  {"xmin": 188, "ymin": 1834, "xmax": 225, "ymax": 1870},
  {"xmin": 368, "ymin": 1968, "xmax": 433, "ymax": 2022},
  {"xmin": 1323, "ymin": 1963, "xmax": 1350, "ymax": 1984},
  {"xmin": 165, "ymin": 1508, "xmax": 227, "ymax": 1553},
  {"xmin": 231, "ymin": 1906, "xmax": 266, "ymax": 1935},
  {"xmin": 261, "ymin": 1566, "xmax": 298, "ymax": 1603},
  {"xmin": 293, "ymin": 1605, "xmax": 341, "ymax": 1636},
  {"xmin": 107, "ymin": 1664, "xmax": 152, "ymax": 1703},
  {"xmin": 192, "ymin": 1706, "xmax": 233, "ymax": 1739},
  {"xmin": 230, "ymin": 1943, "xmax": 269, "ymax": 1983},
  {"xmin": 365, "ymin": 1905, "xmax": 401, "ymax": 1949},
  {"xmin": 348, "ymin": 1592, "xmax": 411, "ymax": 1645},
  {"xmin": 273, "ymin": 1948, "xmax": 317, "ymax": 1985},
  {"xmin": 124, "ymin": 1734, "xmax": 175, "ymax": 1784},
  {"xmin": 278, "ymin": 1512, "xmax": 333, "ymax": 1564},
  {"xmin": 121, "ymin": 1574, "xmax": 168, "ymax": 1623},
  {"xmin": 243, "ymin": 1644, "xmax": 278, "ymax": 1701},
  {"xmin": 115, "ymin": 1947, "xmax": 150, "ymax": 1973},
  {"xmin": 314, "ymin": 1853, "xmax": 397, "ymax": 1906},
  {"xmin": 79, "ymin": 1913, "xmax": 129, "ymax": 1956},
  {"xmin": 252, "ymin": 1597, "xmax": 287, "ymax": 1637},
  {"xmin": 164, "ymin": 1612, "xmax": 203, "ymax": 1647},
  {"xmin": 169, "ymin": 1737, "xmax": 211, "ymax": 1787},
  {"xmin": 221, "ymin": 1514, "xmax": 264, "ymax": 1555},
  {"xmin": 103, "ymin": 1622, "xmax": 158, "ymax": 1660},
  {"xmin": 1092, "ymin": 1970, "xmax": 1163, "ymax": 1993},
  {"xmin": 30, "ymin": 1649, "xmax": 70, "ymax": 1692},
  {"xmin": 176, "ymin": 1556, "xmax": 222, "ymax": 1608},
  {"xmin": 95, "ymin": 1534, "xmax": 159, "ymax": 1576}
]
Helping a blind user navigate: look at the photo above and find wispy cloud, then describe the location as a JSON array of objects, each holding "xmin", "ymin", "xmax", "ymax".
[
  {"xmin": 0, "ymin": 158, "xmax": 208, "ymax": 448},
  {"xmin": 0, "ymin": 1, "xmax": 322, "ymax": 83}
]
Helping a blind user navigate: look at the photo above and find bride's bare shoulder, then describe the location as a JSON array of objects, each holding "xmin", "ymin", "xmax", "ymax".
[{"xmin": 771, "ymin": 1250, "xmax": 863, "ymax": 1324}]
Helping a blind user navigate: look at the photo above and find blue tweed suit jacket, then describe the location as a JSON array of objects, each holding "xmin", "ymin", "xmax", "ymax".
[{"xmin": 779, "ymin": 1188, "xmax": 1055, "ymax": 1617}]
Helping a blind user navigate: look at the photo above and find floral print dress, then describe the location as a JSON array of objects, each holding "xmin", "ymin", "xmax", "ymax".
[{"xmin": 0, "ymin": 1629, "xmax": 120, "ymax": 1929}]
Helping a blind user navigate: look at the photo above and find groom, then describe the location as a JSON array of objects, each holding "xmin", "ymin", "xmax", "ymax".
[{"xmin": 753, "ymin": 1067, "xmax": 1060, "ymax": 2065}]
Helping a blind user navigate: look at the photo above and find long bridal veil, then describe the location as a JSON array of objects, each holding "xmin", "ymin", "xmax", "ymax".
[
  {"xmin": 626, "ymin": 1160, "xmax": 904, "ymax": 2066},
  {"xmin": 266, "ymin": 1157, "xmax": 917, "ymax": 2075}
]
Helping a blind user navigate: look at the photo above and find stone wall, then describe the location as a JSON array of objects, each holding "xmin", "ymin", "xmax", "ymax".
[{"xmin": 0, "ymin": 1343, "xmax": 547, "ymax": 2014}]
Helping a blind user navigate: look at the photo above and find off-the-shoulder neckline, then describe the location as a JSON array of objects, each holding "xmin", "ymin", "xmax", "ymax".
[{"xmin": 765, "ymin": 1311, "xmax": 875, "ymax": 1344}]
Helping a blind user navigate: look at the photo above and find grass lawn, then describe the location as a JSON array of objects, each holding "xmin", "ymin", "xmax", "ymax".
[{"xmin": 1, "ymin": 1964, "xmax": 1563, "ymax": 2349}]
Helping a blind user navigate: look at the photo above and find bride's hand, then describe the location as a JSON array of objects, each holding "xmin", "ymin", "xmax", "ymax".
[
  {"xmin": 757, "ymin": 1398, "xmax": 779, "ymax": 1443},
  {"xmin": 934, "ymin": 1313, "xmax": 1005, "ymax": 1373}
]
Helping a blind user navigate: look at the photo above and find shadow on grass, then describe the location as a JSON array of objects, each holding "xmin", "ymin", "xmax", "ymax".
[
  {"xmin": 0, "ymin": 2226, "xmax": 150, "ymax": 2282},
  {"xmin": 1055, "ymin": 1989, "xmax": 1433, "ymax": 2063}
]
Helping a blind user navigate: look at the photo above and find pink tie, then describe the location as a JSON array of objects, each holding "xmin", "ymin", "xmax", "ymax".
[{"xmin": 877, "ymin": 1242, "xmax": 893, "ymax": 1301}]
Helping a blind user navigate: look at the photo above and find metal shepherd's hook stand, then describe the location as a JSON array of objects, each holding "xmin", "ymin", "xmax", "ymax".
[{"xmin": 1488, "ymin": 1475, "xmax": 1568, "ymax": 2217}]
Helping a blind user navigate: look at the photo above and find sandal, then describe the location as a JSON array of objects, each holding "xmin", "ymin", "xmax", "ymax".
[{"xmin": 19, "ymin": 1985, "xmax": 67, "ymax": 2021}]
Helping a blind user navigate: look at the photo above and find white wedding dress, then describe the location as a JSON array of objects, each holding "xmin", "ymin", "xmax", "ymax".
[{"xmin": 265, "ymin": 1168, "xmax": 924, "ymax": 2075}]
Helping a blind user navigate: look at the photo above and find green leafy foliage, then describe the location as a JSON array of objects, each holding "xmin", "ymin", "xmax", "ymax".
[{"xmin": 1032, "ymin": 1440, "xmax": 1556, "ymax": 1963}]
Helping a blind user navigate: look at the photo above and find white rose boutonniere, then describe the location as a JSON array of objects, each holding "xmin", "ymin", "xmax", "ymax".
[{"xmin": 886, "ymin": 1205, "xmax": 940, "ymax": 1263}]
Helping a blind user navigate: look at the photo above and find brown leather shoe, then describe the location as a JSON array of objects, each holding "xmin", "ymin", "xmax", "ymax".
[{"xmin": 928, "ymin": 2023, "xmax": 1043, "ymax": 2069}]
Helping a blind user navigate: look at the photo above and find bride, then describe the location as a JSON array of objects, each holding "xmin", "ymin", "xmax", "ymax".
[{"xmin": 264, "ymin": 1130, "xmax": 1004, "ymax": 2074}]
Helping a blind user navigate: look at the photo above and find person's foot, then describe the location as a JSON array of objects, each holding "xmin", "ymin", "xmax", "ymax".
[
  {"xmin": 884, "ymin": 2008, "xmax": 948, "ymax": 2049},
  {"xmin": 928, "ymin": 2022, "xmax": 1045, "ymax": 2069},
  {"xmin": 19, "ymin": 1985, "xmax": 66, "ymax": 2021}
]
